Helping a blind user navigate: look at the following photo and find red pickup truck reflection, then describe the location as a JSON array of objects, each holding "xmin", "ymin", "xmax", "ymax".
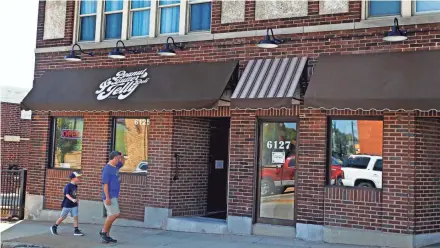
[{"xmin": 260, "ymin": 156, "xmax": 344, "ymax": 196}]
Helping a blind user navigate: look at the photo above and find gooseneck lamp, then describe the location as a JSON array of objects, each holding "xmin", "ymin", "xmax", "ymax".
[
  {"xmin": 64, "ymin": 44, "xmax": 93, "ymax": 62},
  {"xmin": 108, "ymin": 40, "xmax": 139, "ymax": 59},
  {"xmin": 257, "ymin": 28, "xmax": 284, "ymax": 48},
  {"xmin": 157, "ymin": 37, "xmax": 185, "ymax": 56},
  {"xmin": 383, "ymin": 18, "xmax": 408, "ymax": 42}
]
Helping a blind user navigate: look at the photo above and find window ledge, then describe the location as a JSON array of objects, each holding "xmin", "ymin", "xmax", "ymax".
[
  {"xmin": 356, "ymin": 13, "xmax": 440, "ymax": 29},
  {"xmin": 35, "ymin": 14, "xmax": 440, "ymax": 54}
]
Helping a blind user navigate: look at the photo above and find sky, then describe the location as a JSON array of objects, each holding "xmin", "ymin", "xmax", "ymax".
[{"xmin": 0, "ymin": 0, "xmax": 38, "ymax": 90}]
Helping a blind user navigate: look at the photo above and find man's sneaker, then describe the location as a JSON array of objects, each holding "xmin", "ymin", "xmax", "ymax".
[
  {"xmin": 74, "ymin": 229, "xmax": 84, "ymax": 236},
  {"xmin": 107, "ymin": 236, "xmax": 117, "ymax": 243},
  {"xmin": 50, "ymin": 225, "xmax": 58, "ymax": 235},
  {"xmin": 99, "ymin": 231, "xmax": 111, "ymax": 242}
]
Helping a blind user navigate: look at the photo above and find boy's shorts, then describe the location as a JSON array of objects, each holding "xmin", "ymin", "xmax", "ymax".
[
  {"xmin": 103, "ymin": 198, "xmax": 120, "ymax": 216},
  {"xmin": 60, "ymin": 206, "xmax": 79, "ymax": 218}
]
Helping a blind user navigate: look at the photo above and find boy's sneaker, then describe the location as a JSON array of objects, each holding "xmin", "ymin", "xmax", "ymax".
[
  {"xmin": 74, "ymin": 229, "xmax": 84, "ymax": 236},
  {"xmin": 50, "ymin": 225, "xmax": 58, "ymax": 235}
]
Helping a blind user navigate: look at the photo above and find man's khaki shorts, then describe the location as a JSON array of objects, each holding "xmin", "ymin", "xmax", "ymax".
[{"xmin": 103, "ymin": 198, "xmax": 120, "ymax": 217}]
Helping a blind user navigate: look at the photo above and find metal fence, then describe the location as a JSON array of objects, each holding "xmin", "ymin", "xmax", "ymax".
[{"xmin": 1, "ymin": 169, "xmax": 27, "ymax": 220}]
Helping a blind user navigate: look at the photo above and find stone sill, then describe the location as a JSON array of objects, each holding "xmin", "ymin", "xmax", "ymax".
[{"xmin": 35, "ymin": 14, "xmax": 440, "ymax": 54}]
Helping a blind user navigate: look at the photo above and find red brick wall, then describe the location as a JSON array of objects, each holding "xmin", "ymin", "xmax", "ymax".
[
  {"xmin": 415, "ymin": 118, "xmax": 440, "ymax": 234},
  {"xmin": 36, "ymin": 0, "xmax": 75, "ymax": 48},
  {"xmin": 228, "ymin": 110, "xmax": 256, "ymax": 217},
  {"xmin": 296, "ymin": 109, "xmax": 419, "ymax": 234},
  {"xmin": 37, "ymin": 0, "xmax": 363, "ymax": 47},
  {"xmin": 1, "ymin": 103, "xmax": 31, "ymax": 170},
  {"xmin": 170, "ymin": 117, "xmax": 210, "ymax": 217}
]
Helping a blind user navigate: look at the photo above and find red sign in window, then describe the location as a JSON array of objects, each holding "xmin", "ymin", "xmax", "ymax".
[{"xmin": 61, "ymin": 129, "xmax": 82, "ymax": 139}]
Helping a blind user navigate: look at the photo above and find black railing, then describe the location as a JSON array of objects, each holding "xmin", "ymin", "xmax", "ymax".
[{"xmin": 1, "ymin": 169, "xmax": 27, "ymax": 220}]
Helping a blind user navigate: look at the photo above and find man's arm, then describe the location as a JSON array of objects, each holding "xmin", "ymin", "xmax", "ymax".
[{"xmin": 103, "ymin": 184, "xmax": 110, "ymax": 201}]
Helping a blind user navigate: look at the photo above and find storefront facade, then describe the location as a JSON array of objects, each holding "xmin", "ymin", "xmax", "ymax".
[{"xmin": 24, "ymin": 1, "xmax": 440, "ymax": 247}]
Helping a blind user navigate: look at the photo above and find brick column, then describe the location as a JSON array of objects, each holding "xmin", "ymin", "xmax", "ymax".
[
  {"xmin": 382, "ymin": 112, "xmax": 416, "ymax": 234},
  {"xmin": 227, "ymin": 110, "xmax": 256, "ymax": 234},
  {"xmin": 27, "ymin": 112, "xmax": 51, "ymax": 195},
  {"xmin": 296, "ymin": 109, "xmax": 327, "ymax": 225}
]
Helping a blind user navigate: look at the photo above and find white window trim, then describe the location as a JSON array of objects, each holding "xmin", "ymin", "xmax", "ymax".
[
  {"xmin": 412, "ymin": 0, "xmax": 440, "ymax": 15},
  {"xmin": 362, "ymin": 0, "xmax": 439, "ymax": 20},
  {"xmin": 187, "ymin": 0, "xmax": 212, "ymax": 34},
  {"xmin": 75, "ymin": 0, "xmax": 212, "ymax": 43}
]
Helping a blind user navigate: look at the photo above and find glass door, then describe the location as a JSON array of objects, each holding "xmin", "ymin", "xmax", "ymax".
[{"xmin": 257, "ymin": 121, "xmax": 297, "ymax": 225}]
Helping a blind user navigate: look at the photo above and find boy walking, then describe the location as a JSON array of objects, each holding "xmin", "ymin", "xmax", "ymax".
[{"xmin": 50, "ymin": 172, "xmax": 84, "ymax": 236}]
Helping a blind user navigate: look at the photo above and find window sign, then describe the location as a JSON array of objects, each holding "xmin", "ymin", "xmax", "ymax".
[
  {"xmin": 53, "ymin": 118, "xmax": 84, "ymax": 169},
  {"xmin": 113, "ymin": 118, "xmax": 149, "ymax": 173}
]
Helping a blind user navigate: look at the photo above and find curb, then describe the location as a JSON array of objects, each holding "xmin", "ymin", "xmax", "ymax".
[{"xmin": 1, "ymin": 242, "xmax": 51, "ymax": 248}]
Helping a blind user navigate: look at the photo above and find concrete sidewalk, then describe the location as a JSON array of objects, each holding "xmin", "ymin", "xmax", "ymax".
[{"xmin": 0, "ymin": 220, "xmax": 377, "ymax": 248}]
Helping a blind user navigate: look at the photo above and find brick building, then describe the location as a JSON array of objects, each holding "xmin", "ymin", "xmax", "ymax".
[
  {"xmin": 1, "ymin": 86, "xmax": 31, "ymax": 170},
  {"xmin": 22, "ymin": 1, "xmax": 440, "ymax": 247}
]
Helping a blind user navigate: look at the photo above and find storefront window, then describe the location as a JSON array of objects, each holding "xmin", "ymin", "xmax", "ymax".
[
  {"xmin": 258, "ymin": 122, "xmax": 297, "ymax": 223},
  {"xmin": 329, "ymin": 119, "xmax": 383, "ymax": 189},
  {"xmin": 113, "ymin": 118, "xmax": 149, "ymax": 173},
  {"xmin": 53, "ymin": 117, "xmax": 84, "ymax": 169}
]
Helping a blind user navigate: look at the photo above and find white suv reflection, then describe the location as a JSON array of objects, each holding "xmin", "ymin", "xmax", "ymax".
[{"xmin": 341, "ymin": 155, "xmax": 382, "ymax": 189}]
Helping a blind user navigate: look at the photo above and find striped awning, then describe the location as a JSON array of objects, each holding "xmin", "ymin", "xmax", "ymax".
[{"xmin": 231, "ymin": 57, "xmax": 308, "ymax": 109}]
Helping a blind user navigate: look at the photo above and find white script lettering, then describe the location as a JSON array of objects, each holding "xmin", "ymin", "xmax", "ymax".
[{"xmin": 95, "ymin": 69, "xmax": 149, "ymax": 100}]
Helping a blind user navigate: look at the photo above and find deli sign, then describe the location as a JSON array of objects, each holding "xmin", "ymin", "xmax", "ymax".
[
  {"xmin": 61, "ymin": 129, "xmax": 82, "ymax": 139},
  {"xmin": 95, "ymin": 68, "xmax": 150, "ymax": 100}
]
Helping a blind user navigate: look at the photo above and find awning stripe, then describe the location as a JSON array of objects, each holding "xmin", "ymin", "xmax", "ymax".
[{"xmin": 232, "ymin": 57, "xmax": 308, "ymax": 100}]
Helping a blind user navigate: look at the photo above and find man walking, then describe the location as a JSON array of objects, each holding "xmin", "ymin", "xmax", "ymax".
[{"xmin": 99, "ymin": 151, "xmax": 124, "ymax": 243}]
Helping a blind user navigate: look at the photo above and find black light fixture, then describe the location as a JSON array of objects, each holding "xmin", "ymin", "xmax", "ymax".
[
  {"xmin": 64, "ymin": 44, "xmax": 93, "ymax": 62},
  {"xmin": 157, "ymin": 37, "xmax": 184, "ymax": 56},
  {"xmin": 383, "ymin": 18, "xmax": 408, "ymax": 42},
  {"xmin": 108, "ymin": 40, "xmax": 138, "ymax": 59},
  {"xmin": 257, "ymin": 28, "xmax": 284, "ymax": 48}
]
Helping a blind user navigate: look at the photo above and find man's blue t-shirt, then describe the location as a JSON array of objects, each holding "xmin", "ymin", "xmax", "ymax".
[
  {"xmin": 61, "ymin": 183, "xmax": 78, "ymax": 208},
  {"xmin": 101, "ymin": 162, "xmax": 123, "ymax": 200}
]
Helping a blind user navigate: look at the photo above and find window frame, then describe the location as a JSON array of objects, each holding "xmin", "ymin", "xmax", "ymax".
[
  {"xmin": 111, "ymin": 117, "xmax": 150, "ymax": 174},
  {"xmin": 77, "ymin": 0, "xmax": 99, "ymax": 42},
  {"xmin": 326, "ymin": 116, "xmax": 384, "ymax": 187},
  {"xmin": 102, "ymin": 0, "xmax": 125, "ymax": 40},
  {"xmin": 75, "ymin": 0, "xmax": 212, "ymax": 43},
  {"xmin": 365, "ymin": 0, "xmax": 403, "ymax": 19},
  {"xmin": 255, "ymin": 117, "xmax": 299, "ymax": 226},
  {"xmin": 412, "ymin": 0, "xmax": 440, "ymax": 15},
  {"xmin": 128, "ymin": 0, "xmax": 153, "ymax": 39},
  {"xmin": 157, "ymin": 0, "xmax": 182, "ymax": 35},
  {"xmin": 49, "ymin": 117, "xmax": 85, "ymax": 170},
  {"xmin": 187, "ymin": 0, "xmax": 212, "ymax": 34}
]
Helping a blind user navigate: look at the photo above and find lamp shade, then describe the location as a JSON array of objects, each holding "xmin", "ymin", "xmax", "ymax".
[
  {"xmin": 157, "ymin": 44, "xmax": 176, "ymax": 56},
  {"xmin": 64, "ymin": 51, "xmax": 81, "ymax": 62},
  {"xmin": 257, "ymin": 35, "xmax": 279, "ymax": 48},
  {"xmin": 108, "ymin": 48, "xmax": 126, "ymax": 59}
]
